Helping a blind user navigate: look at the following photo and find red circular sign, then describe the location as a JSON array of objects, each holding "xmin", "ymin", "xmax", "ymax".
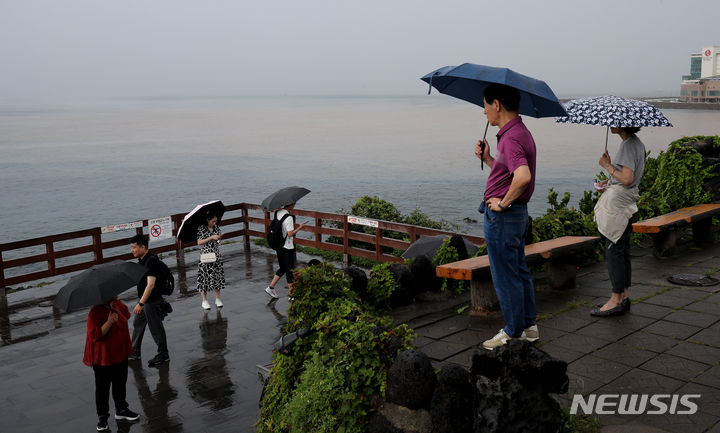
[
  {"xmin": 151, "ymin": 225, "xmax": 162, "ymax": 237},
  {"xmin": 705, "ymin": 49, "xmax": 712, "ymax": 56}
]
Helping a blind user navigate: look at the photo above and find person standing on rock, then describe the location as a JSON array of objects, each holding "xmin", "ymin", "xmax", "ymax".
[{"xmin": 474, "ymin": 83, "xmax": 539, "ymax": 350}]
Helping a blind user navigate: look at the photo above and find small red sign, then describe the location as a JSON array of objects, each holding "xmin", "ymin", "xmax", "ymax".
[
  {"xmin": 705, "ymin": 49, "xmax": 712, "ymax": 57},
  {"xmin": 151, "ymin": 225, "xmax": 162, "ymax": 237}
]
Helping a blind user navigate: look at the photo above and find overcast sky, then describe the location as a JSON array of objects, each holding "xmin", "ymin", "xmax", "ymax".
[{"xmin": 1, "ymin": 0, "xmax": 718, "ymax": 102}]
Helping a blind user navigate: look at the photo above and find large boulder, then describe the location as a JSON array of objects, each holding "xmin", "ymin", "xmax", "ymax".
[
  {"xmin": 429, "ymin": 363, "xmax": 474, "ymax": 433},
  {"xmin": 409, "ymin": 255, "xmax": 442, "ymax": 293},
  {"xmin": 388, "ymin": 263, "xmax": 415, "ymax": 308},
  {"xmin": 470, "ymin": 340, "xmax": 567, "ymax": 433},
  {"xmin": 386, "ymin": 350, "xmax": 437, "ymax": 410},
  {"xmin": 343, "ymin": 266, "xmax": 368, "ymax": 300}
]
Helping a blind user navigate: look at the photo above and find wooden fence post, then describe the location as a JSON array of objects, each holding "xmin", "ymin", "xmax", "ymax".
[
  {"xmin": 92, "ymin": 227, "xmax": 104, "ymax": 264},
  {"xmin": 46, "ymin": 240, "xmax": 56, "ymax": 277},
  {"xmin": 343, "ymin": 217, "xmax": 352, "ymax": 267},
  {"xmin": 242, "ymin": 205, "xmax": 251, "ymax": 252},
  {"xmin": 0, "ymin": 286, "xmax": 10, "ymax": 344}
]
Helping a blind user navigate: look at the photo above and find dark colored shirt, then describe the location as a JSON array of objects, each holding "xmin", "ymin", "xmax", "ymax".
[
  {"xmin": 137, "ymin": 252, "xmax": 163, "ymax": 302},
  {"xmin": 483, "ymin": 117, "xmax": 537, "ymax": 203}
]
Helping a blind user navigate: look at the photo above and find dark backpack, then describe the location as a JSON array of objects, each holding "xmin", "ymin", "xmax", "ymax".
[
  {"xmin": 151, "ymin": 254, "xmax": 175, "ymax": 296},
  {"xmin": 267, "ymin": 212, "xmax": 290, "ymax": 250}
]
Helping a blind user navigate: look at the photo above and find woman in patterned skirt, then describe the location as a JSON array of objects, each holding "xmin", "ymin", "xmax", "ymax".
[{"xmin": 197, "ymin": 211, "xmax": 226, "ymax": 310}]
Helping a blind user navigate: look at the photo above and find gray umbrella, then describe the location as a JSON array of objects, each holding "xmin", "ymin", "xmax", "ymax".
[
  {"xmin": 261, "ymin": 186, "xmax": 311, "ymax": 211},
  {"xmin": 54, "ymin": 260, "xmax": 148, "ymax": 312},
  {"xmin": 401, "ymin": 235, "xmax": 479, "ymax": 260}
]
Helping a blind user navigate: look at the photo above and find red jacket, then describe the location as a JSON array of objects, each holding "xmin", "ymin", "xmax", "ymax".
[{"xmin": 83, "ymin": 300, "xmax": 133, "ymax": 367}]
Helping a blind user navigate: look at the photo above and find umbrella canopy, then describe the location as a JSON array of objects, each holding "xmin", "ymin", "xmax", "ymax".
[
  {"xmin": 555, "ymin": 95, "xmax": 672, "ymax": 127},
  {"xmin": 421, "ymin": 63, "xmax": 568, "ymax": 118},
  {"xmin": 261, "ymin": 186, "xmax": 311, "ymax": 211},
  {"xmin": 54, "ymin": 260, "xmax": 148, "ymax": 313},
  {"xmin": 177, "ymin": 200, "xmax": 226, "ymax": 244},
  {"xmin": 401, "ymin": 234, "xmax": 479, "ymax": 260}
]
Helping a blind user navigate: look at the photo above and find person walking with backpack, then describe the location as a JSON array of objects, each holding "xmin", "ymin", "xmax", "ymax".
[
  {"xmin": 128, "ymin": 234, "xmax": 171, "ymax": 367},
  {"xmin": 265, "ymin": 203, "xmax": 305, "ymax": 299},
  {"xmin": 196, "ymin": 211, "xmax": 226, "ymax": 310}
]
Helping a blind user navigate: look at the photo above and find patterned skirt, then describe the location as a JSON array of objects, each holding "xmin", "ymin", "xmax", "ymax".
[{"xmin": 197, "ymin": 261, "xmax": 226, "ymax": 292}]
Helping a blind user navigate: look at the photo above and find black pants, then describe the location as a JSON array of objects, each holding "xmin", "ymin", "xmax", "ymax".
[
  {"xmin": 605, "ymin": 219, "xmax": 634, "ymax": 294},
  {"xmin": 93, "ymin": 359, "xmax": 129, "ymax": 419},
  {"xmin": 131, "ymin": 299, "xmax": 169, "ymax": 357},
  {"xmin": 275, "ymin": 247, "xmax": 296, "ymax": 284}
]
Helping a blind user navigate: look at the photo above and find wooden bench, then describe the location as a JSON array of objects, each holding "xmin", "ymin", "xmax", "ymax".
[
  {"xmin": 436, "ymin": 236, "xmax": 600, "ymax": 315},
  {"xmin": 632, "ymin": 203, "xmax": 720, "ymax": 257}
]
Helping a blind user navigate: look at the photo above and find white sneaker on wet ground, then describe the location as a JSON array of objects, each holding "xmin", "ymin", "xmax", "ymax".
[
  {"xmin": 201, "ymin": 300, "xmax": 211, "ymax": 310},
  {"xmin": 265, "ymin": 286, "xmax": 279, "ymax": 299},
  {"xmin": 215, "ymin": 298, "xmax": 224, "ymax": 308}
]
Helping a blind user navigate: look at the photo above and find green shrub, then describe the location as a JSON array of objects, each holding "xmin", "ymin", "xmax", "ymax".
[
  {"xmin": 287, "ymin": 262, "xmax": 358, "ymax": 332},
  {"xmin": 531, "ymin": 188, "xmax": 598, "ymax": 243},
  {"xmin": 365, "ymin": 263, "xmax": 399, "ymax": 312},
  {"xmin": 258, "ymin": 266, "xmax": 414, "ymax": 433},
  {"xmin": 432, "ymin": 237, "xmax": 466, "ymax": 293},
  {"xmin": 637, "ymin": 141, "xmax": 713, "ymax": 218}
]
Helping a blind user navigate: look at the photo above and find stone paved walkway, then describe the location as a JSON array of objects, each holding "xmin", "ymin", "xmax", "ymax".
[
  {"xmin": 392, "ymin": 241, "xmax": 720, "ymax": 433},
  {"xmin": 1, "ymin": 240, "xmax": 719, "ymax": 432}
]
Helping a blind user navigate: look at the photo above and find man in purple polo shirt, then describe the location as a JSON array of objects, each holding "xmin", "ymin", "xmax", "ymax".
[{"xmin": 474, "ymin": 83, "xmax": 539, "ymax": 350}]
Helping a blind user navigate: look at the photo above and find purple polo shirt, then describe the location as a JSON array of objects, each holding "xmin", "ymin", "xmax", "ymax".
[{"xmin": 483, "ymin": 116, "xmax": 536, "ymax": 203}]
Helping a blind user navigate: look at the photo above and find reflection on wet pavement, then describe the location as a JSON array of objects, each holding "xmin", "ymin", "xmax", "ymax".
[
  {"xmin": 186, "ymin": 310, "xmax": 234, "ymax": 411},
  {"xmin": 131, "ymin": 362, "xmax": 182, "ymax": 432}
]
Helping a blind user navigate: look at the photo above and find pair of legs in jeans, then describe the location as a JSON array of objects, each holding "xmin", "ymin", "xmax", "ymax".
[
  {"xmin": 131, "ymin": 299, "xmax": 169, "ymax": 359},
  {"xmin": 484, "ymin": 204, "xmax": 536, "ymax": 338}
]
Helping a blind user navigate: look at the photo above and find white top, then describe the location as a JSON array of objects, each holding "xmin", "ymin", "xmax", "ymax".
[{"xmin": 276, "ymin": 209, "xmax": 295, "ymax": 250}]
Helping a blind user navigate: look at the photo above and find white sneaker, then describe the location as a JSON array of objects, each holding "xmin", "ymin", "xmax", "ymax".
[
  {"xmin": 521, "ymin": 325, "xmax": 539, "ymax": 342},
  {"xmin": 265, "ymin": 286, "xmax": 279, "ymax": 299},
  {"xmin": 201, "ymin": 300, "xmax": 211, "ymax": 310},
  {"xmin": 215, "ymin": 298, "xmax": 224, "ymax": 308},
  {"xmin": 482, "ymin": 329, "xmax": 513, "ymax": 350}
]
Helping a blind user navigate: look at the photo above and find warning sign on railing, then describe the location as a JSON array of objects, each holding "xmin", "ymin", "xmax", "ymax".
[
  {"xmin": 348, "ymin": 215, "xmax": 379, "ymax": 228},
  {"xmin": 149, "ymin": 216, "xmax": 172, "ymax": 243},
  {"xmin": 101, "ymin": 221, "xmax": 143, "ymax": 234}
]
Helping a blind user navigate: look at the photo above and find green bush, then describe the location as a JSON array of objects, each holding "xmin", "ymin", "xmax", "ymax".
[
  {"xmin": 531, "ymin": 188, "xmax": 598, "ymax": 243},
  {"xmin": 258, "ymin": 265, "xmax": 414, "ymax": 433},
  {"xmin": 637, "ymin": 141, "xmax": 713, "ymax": 219},
  {"xmin": 287, "ymin": 262, "xmax": 358, "ymax": 332},
  {"xmin": 365, "ymin": 263, "xmax": 399, "ymax": 312},
  {"xmin": 432, "ymin": 237, "xmax": 466, "ymax": 293}
]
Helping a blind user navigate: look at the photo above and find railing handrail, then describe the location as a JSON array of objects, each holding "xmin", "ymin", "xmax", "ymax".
[{"xmin": 0, "ymin": 202, "xmax": 484, "ymax": 288}]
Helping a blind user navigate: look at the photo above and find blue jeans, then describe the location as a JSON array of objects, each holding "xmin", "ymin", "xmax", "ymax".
[{"xmin": 484, "ymin": 204, "xmax": 536, "ymax": 338}]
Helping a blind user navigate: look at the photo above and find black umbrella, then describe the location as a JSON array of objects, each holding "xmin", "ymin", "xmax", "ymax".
[
  {"xmin": 401, "ymin": 235, "xmax": 479, "ymax": 260},
  {"xmin": 176, "ymin": 200, "xmax": 226, "ymax": 244},
  {"xmin": 54, "ymin": 260, "xmax": 148, "ymax": 312},
  {"xmin": 261, "ymin": 186, "xmax": 311, "ymax": 211}
]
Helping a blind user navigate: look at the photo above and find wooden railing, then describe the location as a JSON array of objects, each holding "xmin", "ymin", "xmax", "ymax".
[{"xmin": 0, "ymin": 202, "xmax": 485, "ymax": 289}]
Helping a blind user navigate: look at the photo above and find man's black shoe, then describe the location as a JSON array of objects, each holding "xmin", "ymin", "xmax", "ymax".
[
  {"xmin": 127, "ymin": 353, "xmax": 141, "ymax": 362},
  {"xmin": 115, "ymin": 408, "xmax": 140, "ymax": 421},
  {"xmin": 97, "ymin": 418, "xmax": 109, "ymax": 431},
  {"xmin": 148, "ymin": 354, "xmax": 169, "ymax": 367}
]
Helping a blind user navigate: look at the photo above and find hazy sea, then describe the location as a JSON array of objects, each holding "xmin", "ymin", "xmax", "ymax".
[{"xmin": 2, "ymin": 96, "xmax": 719, "ymax": 244}]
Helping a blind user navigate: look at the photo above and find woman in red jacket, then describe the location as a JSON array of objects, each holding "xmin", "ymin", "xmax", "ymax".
[{"xmin": 83, "ymin": 297, "xmax": 140, "ymax": 431}]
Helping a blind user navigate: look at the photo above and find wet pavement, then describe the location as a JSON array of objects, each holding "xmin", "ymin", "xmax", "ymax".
[{"xmin": 2, "ymin": 240, "xmax": 720, "ymax": 433}]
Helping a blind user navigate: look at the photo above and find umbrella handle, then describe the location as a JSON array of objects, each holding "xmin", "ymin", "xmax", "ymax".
[
  {"xmin": 605, "ymin": 126, "xmax": 609, "ymax": 152},
  {"xmin": 481, "ymin": 120, "xmax": 489, "ymax": 170}
]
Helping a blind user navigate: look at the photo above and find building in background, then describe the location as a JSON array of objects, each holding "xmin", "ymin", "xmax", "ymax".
[{"xmin": 681, "ymin": 46, "xmax": 720, "ymax": 103}]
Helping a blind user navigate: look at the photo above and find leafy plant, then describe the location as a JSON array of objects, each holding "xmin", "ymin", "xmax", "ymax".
[
  {"xmin": 258, "ymin": 266, "xmax": 414, "ymax": 433},
  {"xmin": 365, "ymin": 263, "xmax": 399, "ymax": 312},
  {"xmin": 531, "ymin": 188, "xmax": 598, "ymax": 243},
  {"xmin": 432, "ymin": 237, "xmax": 466, "ymax": 293},
  {"xmin": 637, "ymin": 141, "xmax": 713, "ymax": 218}
]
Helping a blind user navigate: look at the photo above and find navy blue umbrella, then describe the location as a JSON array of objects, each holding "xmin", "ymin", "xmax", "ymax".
[{"xmin": 421, "ymin": 63, "xmax": 567, "ymax": 118}]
